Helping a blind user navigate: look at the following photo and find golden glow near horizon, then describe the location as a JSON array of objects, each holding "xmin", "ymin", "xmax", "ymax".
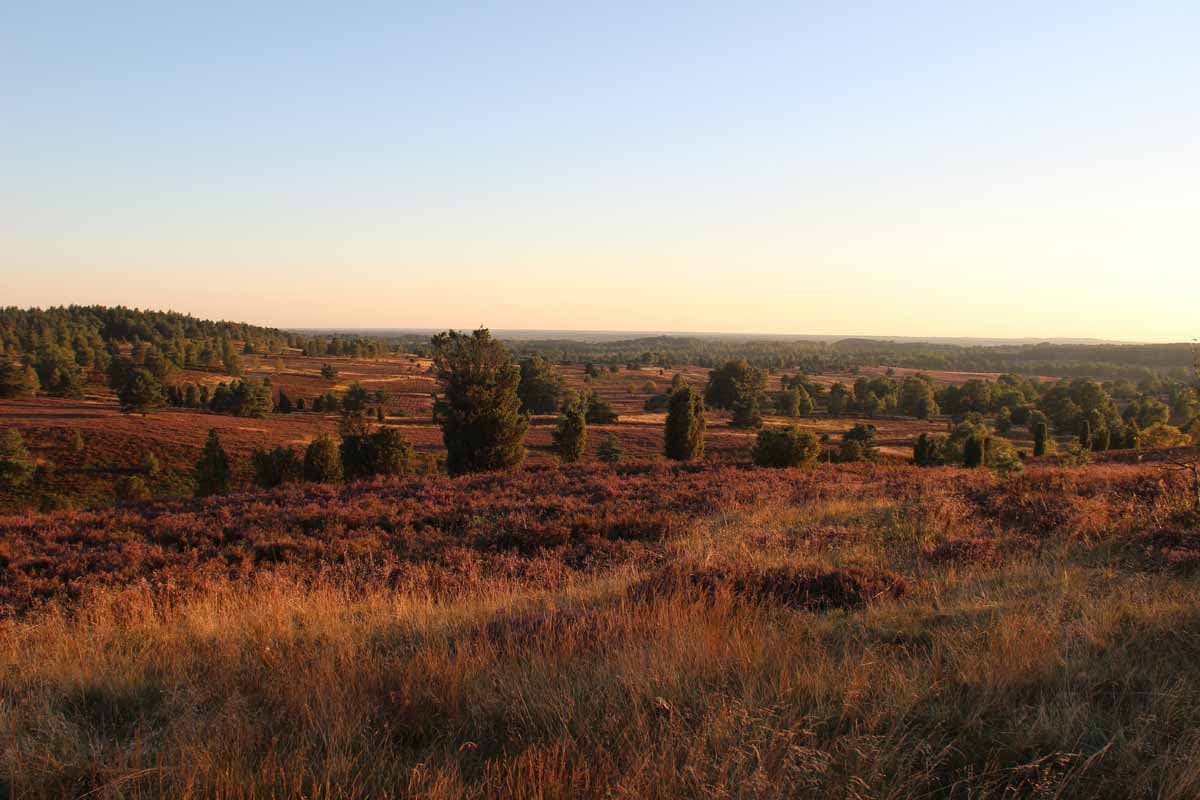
[{"xmin": 3, "ymin": 3, "xmax": 1198, "ymax": 342}]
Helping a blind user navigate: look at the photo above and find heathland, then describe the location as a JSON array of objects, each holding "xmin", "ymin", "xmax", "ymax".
[{"xmin": 1, "ymin": 306, "xmax": 1198, "ymax": 798}]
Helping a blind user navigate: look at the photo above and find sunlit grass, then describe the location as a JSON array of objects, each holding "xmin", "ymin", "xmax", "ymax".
[{"xmin": 3, "ymin": 472, "xmax": 1199, "ymax": 798}]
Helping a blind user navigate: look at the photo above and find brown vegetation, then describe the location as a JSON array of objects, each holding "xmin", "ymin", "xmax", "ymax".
[{"xmin": 2, "ymin": 462, "xmax": 1199, "ymax": 797}]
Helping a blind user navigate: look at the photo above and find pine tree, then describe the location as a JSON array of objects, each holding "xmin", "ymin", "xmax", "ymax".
[
  {"xmin": 339, "ymin": 413, "xmax": 414, "ymax": 480},
  {"xmin": 704, "ymin": 359, "xmax": 767, "ymax": 412},
  {"xmin": 194, "ymin": 429, "xmax": 231, "ymax": 497},
  {"xmin": 251, "ymin": 446, "xmax": 302, "ymax": 488},
  {"xmin": 117, "ymin": 369, "xmax": 167, "ymax": 414},
  {"xmin": 342, "ymin": 383, "xmax": 370, "ymax": 413},
  {"xmin": 276, "ymin": 390, "xmax": 294, "ymax": 413},
  {"xmin": 963, "ymin": 435, "xmax": 985, "ymax": 468},
  {"xmin": 664, "ymin": 385, "xmax": 705, "ymax": 461},
  {"xmin": 553, "ymin": 392, "xmax": 587, "ymax": 462},
  {"xmin": 730, "ymin": 397, "xmax": 763, "ymax": 429},
  {"xmin": 221, "ymin": 340, "xmax": 242, "ymax": 377},
  {"xmin": 1033, "ymin": 421, "xmax": 1048, "ymax": 457},
  {"xmin": 913, "ymin": 432, "xmax": 943, "ymax": 466},
  {"xmin": 517, "ymin": 355, "xmax": 565, "ymax": 413},
  {"xmin": 432, "ymin": 329, "xmax": 528, "ymax": 475},
  {"xmin": 0, "ymin": 429, "xmax": 34, "ymax": 487},
  {"xmin": 368, "ymin": 427, "xmax": 414, "ymax": 477},
  {"xmin": 1088, "ymin": 409, "xmax": 1109, "ymax": 451},
  {"xmin": 0, "ymin": 359, "xmax": 39, "ymax": 398},
  {"xmin": 585, "ymin": 394, "xmax": 619, "ymax": 424}
]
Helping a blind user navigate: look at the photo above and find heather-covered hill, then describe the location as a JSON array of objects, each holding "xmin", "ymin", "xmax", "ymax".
[
  {"xmin": 3, "ymin": 461, "xmax": 1200, "ymax": 798},
  {"xmin": 3, "ymin": 461, "xmax": 1195, "ymax": 616}
]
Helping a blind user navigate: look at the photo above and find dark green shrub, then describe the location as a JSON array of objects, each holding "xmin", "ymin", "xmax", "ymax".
[
  {"xmin": 664, "ymin": 386, "xmax": 705, "ymax": 461},
  {"xmin": 753, "ymin": 426, "xmax": 819, "ymax": 468}
]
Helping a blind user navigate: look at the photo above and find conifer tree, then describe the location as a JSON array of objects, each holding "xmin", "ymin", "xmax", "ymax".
[
  {"xmin": 553, "ymin": 391, "xmax": 588, "ymax": 462},
  {"xmin": 664, "ymin": 385, "xmax": 705, "ymax": 461},
  {"xmin": 431, "ymin": 329, "xmax": 528, "ymax": 475},
  {"xmin": 913, "ymin": 432, "xmax": 944, "ymax": 466},
  {"xmin": 342, "ymin": 382, "xmax": 370, "ymax": 413},
  {"xmin": 517, "ymin": 355, "xmax": 565, "ymax": 413},
  {"xmin": 730, "ymin": 397, "xmax": 763, "ymax": 429},
  {"xmin": 1033, "ymin": 421, "xmax": 1048, "ymax": 457},
  {"xmin": 251, "ymin": 446, "xmax": 302, "ymax": 488},
  {"xmin": 1127, "ymin": 419, "xmax": 1141, "ymax": 450},
  {"xmin": 585, "ymin": 394, "xmax": 619, "ymax": 424},
  {"xmin": 1088, "ymin": 408, "xmax": 1109, "ymax": 451},
  {"xmin": 963, "ymin": 435, "xmax": 986, "ymax": 468},
  {"xmin": 0, "ymin": 359, "xmax": 39, "ymax": 399},
  {"xmin": 117, "ymin": 369, "xmax": 167, "ymax": 414},
  {"xmin": 0, "ymin": 429, "xmax": 34, "ymax": 487},
  {"xmin": 194, "ymin": 429, "xmax": 231, "ymax": 497}
]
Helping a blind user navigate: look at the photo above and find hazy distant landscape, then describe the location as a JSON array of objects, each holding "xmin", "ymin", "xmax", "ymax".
[{"xmin": 295, "ymin": 329, "xmax": 1132, "ymax": 346}]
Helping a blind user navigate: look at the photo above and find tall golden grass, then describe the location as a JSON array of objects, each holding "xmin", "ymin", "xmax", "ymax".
[{"xmin": 3, "ymin": 481, "xmax": 1199, "ymax": 798}]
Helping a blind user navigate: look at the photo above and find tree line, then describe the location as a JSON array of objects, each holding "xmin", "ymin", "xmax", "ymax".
[{"xmin": 0, "ymin": 306, "xmax": 404, "ymax": 402}]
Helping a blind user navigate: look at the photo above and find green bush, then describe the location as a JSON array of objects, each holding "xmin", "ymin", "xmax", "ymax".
[
  {"xmin": 752, "ymin": 426, "xmax": 819, "ymax": 468},
  {"xmin": 303, "ymin": 434, "xmax": 343, "ymax": 482},
  {"xmin": 251, "ymin": 446, "xmax": 303, "ymax": 488}
]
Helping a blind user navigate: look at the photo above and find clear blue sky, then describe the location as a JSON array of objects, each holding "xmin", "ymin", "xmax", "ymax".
[{"xmin": 3, "ymin": 2, "xmax": 1197, "ymax": 340}]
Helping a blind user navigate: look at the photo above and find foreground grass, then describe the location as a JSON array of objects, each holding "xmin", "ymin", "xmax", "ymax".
[{"xmin": 2, "ymin": 474, "xmax": 1199, "ymax": 798}]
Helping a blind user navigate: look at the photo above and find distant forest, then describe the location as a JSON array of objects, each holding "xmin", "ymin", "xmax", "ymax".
[
  {"xmin": 0, "ymin": 305, "xmax": 400, "ymax": 373},
  {"xmin": 408, "ymin": 334, "xmax": 1198, "ymax": 381},
  {"xmin": 1, "ymin": 305, "xmax": 1195, "ymax": 383}
]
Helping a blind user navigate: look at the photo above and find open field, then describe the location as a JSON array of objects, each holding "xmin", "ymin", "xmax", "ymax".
[
  {"xmin": 0, "ymin": 394, "xmax": 953, "ymax": 510},
  {"xmin": 7, "ymin": 329, "xmax": 1196, "ymax": 796},
  {"xmin": 2, "ymin": 462, "xmax": 1199, "ymax": 797},
  {"xmin": 240, "ymin": 354, "xmax": 440, "ymax": 418},
  {"xmin": 0, "ymin": 398, "xmax": 341, "ymax": 509},
  {"xmin": 0, "ymin": 353, "xmax": 984, "ymax": 510}
]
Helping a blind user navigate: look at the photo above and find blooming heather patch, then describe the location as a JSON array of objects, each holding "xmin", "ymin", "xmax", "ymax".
[{"xmin": 0, "ymin": 462, "xmax": 1193, "ymax": 616}]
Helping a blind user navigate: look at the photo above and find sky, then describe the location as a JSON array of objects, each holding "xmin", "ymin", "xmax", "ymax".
[{"xmin": 2, "ymin": 1, "xmax": 1198, "ymax": 341}]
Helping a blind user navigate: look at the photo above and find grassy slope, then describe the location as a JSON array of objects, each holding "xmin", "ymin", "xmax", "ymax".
[{"xmin": 2, "ymin": 462, "xmax": 1199, "ymax": 798}]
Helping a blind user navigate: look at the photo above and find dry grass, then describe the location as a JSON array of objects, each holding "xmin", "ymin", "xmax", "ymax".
[{"xmin": 2, "ymin": 463, "xmax": 1199, "ymax": 798}]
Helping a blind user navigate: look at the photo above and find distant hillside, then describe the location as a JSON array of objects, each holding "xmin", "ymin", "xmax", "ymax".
[{"xmin": 296, "ymin": 327, "xmax": 1128, "ymax": 346}]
